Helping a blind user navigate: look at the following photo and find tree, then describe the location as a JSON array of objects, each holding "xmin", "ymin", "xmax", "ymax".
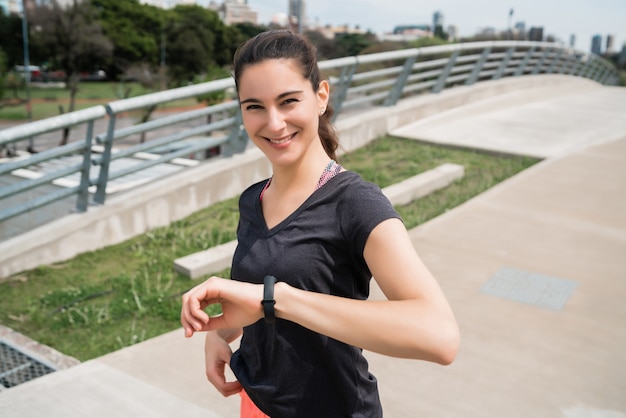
[
  {"xmin": 308, "ymin": 32, "xmax": 378, "ymax": 60},
  {"xmin": 30, "ymin": 0, "xmax": 113, "ymax": 145},
  {"xmin": 359, "ymin": 40, "xmax": 408, "ymax": 55},
  {"xmin": 233, "ymin": 22, "xmax": 269, "ymax": 41},
  {"xmin": 304, "ymin": 31, "xmax": 336, "ymax": 60},
  {"xmin": 212, "ymin": 23, "xmax": 248, "ymax": 68},
  {"xmin": 91, "ymin": 0, "xmax": 165, "ymax": 80},
  {"xmin": 0, "ymin": 49, "xmax": 7, "ymax": 100},
  {"xmin": 165, "ymin": 6, "xmax": 223, "ymax": 86},
  {"xmin": 335, "ymin": 32, "xmax": 377, "ymax": 57},
  {"xmin": 409, "ymin": 37, "xmax": 450, "ymax": 48},
  {"xmin": 0, "ymin": 10, "xmax": 24, "ymax": 68}
]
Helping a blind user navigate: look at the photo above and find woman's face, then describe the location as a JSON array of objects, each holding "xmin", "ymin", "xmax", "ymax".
[{"xmin": 237, "ymin": 59, "xmax": 329, "ymax": 167}]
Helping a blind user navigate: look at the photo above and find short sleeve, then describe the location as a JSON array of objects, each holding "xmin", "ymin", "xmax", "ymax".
[{"xmin": 338, "ymin": 175, "xmax": 401, "ymax": 261}]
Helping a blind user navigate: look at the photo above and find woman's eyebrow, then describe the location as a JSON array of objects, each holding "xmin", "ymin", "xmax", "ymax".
[
  {"xmin": 239, "ymin": 90, "xmax": 304, "ymax": 105},
  {"xmin": 239, "ymin": 97, "xmax": 261, "ymax": 105}
]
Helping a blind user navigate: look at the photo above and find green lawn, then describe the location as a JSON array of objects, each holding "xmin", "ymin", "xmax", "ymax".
[{"xmin": 0, "ymin": 136, "xmax": 538, "ymax": 361}]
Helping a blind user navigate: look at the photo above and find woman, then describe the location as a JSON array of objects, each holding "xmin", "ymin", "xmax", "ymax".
[{"xmin": 180, "ymin": 30, "xmax": 459, "ymax": 418}]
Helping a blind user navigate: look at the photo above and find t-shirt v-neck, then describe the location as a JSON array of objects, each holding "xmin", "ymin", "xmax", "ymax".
[{"xmin": 256, "ymin": 171, "xmax": 348, "ymax": 235}]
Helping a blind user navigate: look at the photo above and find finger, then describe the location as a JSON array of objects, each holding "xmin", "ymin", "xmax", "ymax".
[
  {"xmin": 206, "ymin": 367, "xmax": 242, "ymax": 397},
  {"xmin": 208, "ymin": 371, "xmax": 241, "ymax": 396},
  {"xmin": 180, "ymin": 308, "xmax": 203, "ymax": 337},
  {"xmin": 181, "ymin": 294, "xmax": 211, "ymax": 330},
  {"xmin": 219, "ymin": 381, "xmax": 242, "ymax": 397}
]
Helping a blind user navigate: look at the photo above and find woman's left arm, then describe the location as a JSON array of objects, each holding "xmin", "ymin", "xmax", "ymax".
[{"xmin": 274, "ymin": 218, "xmax": 459, "ymax": 364}]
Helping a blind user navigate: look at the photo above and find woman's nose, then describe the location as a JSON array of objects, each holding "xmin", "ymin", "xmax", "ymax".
[{"xmin": 266, "ymin": 108, "xmax": 286, "ymax": 132}]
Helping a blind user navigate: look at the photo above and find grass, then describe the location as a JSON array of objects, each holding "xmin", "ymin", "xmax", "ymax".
[
  {"xmin": 0, "ymin": 81, "xmax": 200, "ymax": 120},
  {"xmin": 0, "ymin": 136, "xmax": 538, "ymax": 361},
  {"xmin": 340, "ymin": 136, "xmax": 538, "ymax": 227}
]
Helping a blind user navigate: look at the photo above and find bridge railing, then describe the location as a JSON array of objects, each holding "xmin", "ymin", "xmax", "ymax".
[
  {"xmin": 0, "ymin": 40, "xmax": 620, "ymax": 228},
  {"xmin": 0, "ymin": 106, "xmax": 106, "ymax": 221},
  {"xmin": 321, "ymin": 41, "xmax": 619, "ymax": 116}
]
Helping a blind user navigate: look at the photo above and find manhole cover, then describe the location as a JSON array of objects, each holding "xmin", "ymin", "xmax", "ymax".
[
  {"xmin": 481, "ymin": 267, "xmax": 577, "ymax": 311},
  {"xmin": 0, "ymin": 341, "xmax": 56, "ymax": 390}
]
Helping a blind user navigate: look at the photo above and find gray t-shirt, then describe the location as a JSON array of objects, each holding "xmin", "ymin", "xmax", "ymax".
[{"xmin": 231, "ymin": 170, "xmax": 401, "ymax": 417}]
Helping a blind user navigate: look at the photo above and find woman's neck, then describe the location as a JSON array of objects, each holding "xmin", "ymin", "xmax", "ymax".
[
  {"xmin": 269, "ymin": 148, "xmax": 331, "ymax": 196},
  {"xmin": 260, "ymin": 146, "xmax": 333, "ymax": 229}
]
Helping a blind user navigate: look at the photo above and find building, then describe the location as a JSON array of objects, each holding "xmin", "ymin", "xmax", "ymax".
[
  {"xmin": 380, "ymin": 25, "xmax": 433, "ymax": 42},
  {"xmin": 447, "ymin": 25, "xmax": 458, "ymax": 41},
  {"xmin": 432, "ymin": 10, "xmax": 443, "ymax": 32},
  {"xmin": 528, "ymin": 26, "xmax": 543, "ymax": 42},
  {"xmin": 392, "ymin": 24, "xmax": 430, "ymax": 35},
  {"xmin": 209, "ymin": 0, "xmax": 257, "ymax": 25},
  {"xmin": 288, "ymin": 0, "xmax": 306, "ymax": 22},
  {"xmin": 513, "ymin": 21, "xmax": 526, "ymax": 39},
  {"xmin": 606, "ymin": 34, "xmax": 615, "ymax": 54},
  {"xmin": 618, "ymin": 43, "xmax": 626, "ymax": 68},
  {"xmin": 380, "ymin": 24, "xmax": 431, "ymax": 42},
  {"xmin": 591, "ymin": 34, "xmax": 602, "ymax": 54},
  {"xmin": 270, "ymin": 12, "xmax": 289, "ymax": 27},
  {"xmin": 288, "ymin": 0, "xmax": 306, "ymax": 32},
  {"xmin": 569, "ymin": 34, "xmax": 576, "ymax": 48}
]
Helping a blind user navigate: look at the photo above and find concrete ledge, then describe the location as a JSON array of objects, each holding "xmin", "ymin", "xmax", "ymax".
[
  {"xmin": 0, "ymin": 324, "xmax": 80, "ymax": 371},
  {"xmin": 174, "ymin": 240, "xmax": 238, "ymax": 279},
  {"xmin": 382, "ymin": 163, "xmax": 464, "ymax": 206},
  {"xmin": 174, "ymin": 163, "xmax": 464, "ymax": 279}
]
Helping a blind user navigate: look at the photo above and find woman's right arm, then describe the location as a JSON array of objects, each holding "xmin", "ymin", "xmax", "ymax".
[{"xmin": 204, "ymin": 328, "xmax": 243, "ymax": 397}]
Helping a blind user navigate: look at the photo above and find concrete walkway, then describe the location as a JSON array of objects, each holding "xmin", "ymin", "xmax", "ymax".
[{"xmin": 1, "ymin": 79, "xmax": 625, "ymax": 417}]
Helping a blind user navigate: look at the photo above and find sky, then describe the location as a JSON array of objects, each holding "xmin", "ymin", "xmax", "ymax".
[{"xmin": 246, "ymin": 0, "xmax": 626, "ymax": 54}]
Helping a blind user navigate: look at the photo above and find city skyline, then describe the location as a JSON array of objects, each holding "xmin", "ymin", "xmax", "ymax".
[
  {"xmin": 2, "ymin": 0, "xmax": 624, "ymax": 54},
  {"xmin": 247, "ymin": 0, "xmax": 626, "ymax": 53}
]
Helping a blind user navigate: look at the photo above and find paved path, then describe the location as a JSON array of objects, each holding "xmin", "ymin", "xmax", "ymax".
[{"xmin": 1, "ymin": 78, "xmax": 625, "ymax": 417}]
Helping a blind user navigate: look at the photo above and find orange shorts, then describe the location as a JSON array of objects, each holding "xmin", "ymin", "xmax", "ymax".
[{"xmin": 240, "ymin": 390, "xmax": 270, "ymax": 418}]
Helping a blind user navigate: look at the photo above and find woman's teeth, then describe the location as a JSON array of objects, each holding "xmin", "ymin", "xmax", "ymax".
[{"xmin": 268, "ymin": 133, "xmax": 294, "ymax": 144}]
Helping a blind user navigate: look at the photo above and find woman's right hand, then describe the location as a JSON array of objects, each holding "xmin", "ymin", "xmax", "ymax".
[
  {"xmin": 205, "ymin": 330, "xmax": 243, "ymax": 397},
  {"xmin": 181, "ymin": 276, "xmax": 263, "ymax": 337}
]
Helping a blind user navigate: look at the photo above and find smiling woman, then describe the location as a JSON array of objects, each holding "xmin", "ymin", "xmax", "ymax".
[
  {"xmin": 180, "ymin": 30, "xmax": 460, "ymax": 418},
  {"xmin": 237, "ymin": 59, "xmax": 329, "ymax": 171}
]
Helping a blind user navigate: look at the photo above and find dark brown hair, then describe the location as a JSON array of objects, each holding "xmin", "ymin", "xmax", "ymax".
[{"xmin": 233, "ymin": 30, "xmax": 340, "ymax": 161}]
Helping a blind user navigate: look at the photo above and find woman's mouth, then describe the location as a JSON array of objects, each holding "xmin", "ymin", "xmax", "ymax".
[{"xmin": 266, "ymin": 132, "xmax": 296, "ymax": 145}]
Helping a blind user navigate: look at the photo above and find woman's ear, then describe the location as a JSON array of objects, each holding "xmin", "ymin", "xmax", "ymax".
[{"xmin": 317, "ymin": 80, "xmax": 330, "ymax": 109}]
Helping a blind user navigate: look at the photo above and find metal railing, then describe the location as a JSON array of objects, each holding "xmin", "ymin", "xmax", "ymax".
[
  {"xmin": 319, "ymin": 41, "xmax": 619, "ymax": 115},
  {"xmin": 0, "ymin": 40, "xmax": 620, "ymax": 228}
]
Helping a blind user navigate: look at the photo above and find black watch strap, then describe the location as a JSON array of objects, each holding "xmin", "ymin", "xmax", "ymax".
[{"xmin": 262, "ymin": 275, "xmax": 277, "ymax": 323}]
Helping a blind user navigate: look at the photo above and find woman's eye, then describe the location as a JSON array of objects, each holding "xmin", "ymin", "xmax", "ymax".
[
  {"xmin": 282, "ymin": 98, "xmax": 299, "ymax": 105},
  {"xmin": 245, "ymin": 104, "xmax": 262, "ymax": 111}
]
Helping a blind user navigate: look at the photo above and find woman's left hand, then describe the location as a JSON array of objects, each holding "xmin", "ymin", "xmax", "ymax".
[{"xmin": 181, "ymin": 277, "xmax": 263, "ymax": 337}]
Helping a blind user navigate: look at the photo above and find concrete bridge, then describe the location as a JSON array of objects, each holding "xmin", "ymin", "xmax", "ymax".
[{"xmin": 1, "ymin": 73, "xmax": 625, "ymax": 418}]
